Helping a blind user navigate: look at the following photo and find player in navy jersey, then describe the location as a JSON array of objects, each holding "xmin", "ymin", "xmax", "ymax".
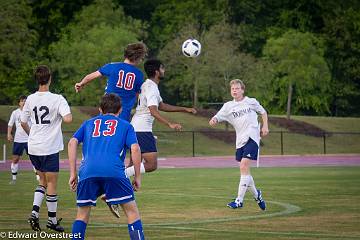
[
  {"xmin": 74, "ymin": 42, "xmax": 147, "ymax": 121},
  {"xmin": 68, "ymin": 94, "xmax": 145, "ymax": 240}
]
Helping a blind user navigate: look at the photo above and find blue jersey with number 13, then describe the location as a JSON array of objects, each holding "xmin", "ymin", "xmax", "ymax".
[{"xmin": 73, "ymin": 114, "xmax": 138, "ymax": 181}]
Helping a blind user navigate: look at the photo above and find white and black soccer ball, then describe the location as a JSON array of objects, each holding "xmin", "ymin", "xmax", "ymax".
[{"xmin": 182, "ymin": 38, "xmax": 201, "ymax": 58}]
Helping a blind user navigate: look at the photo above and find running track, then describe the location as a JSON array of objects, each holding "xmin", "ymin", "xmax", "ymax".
[{"xmin": 1, "ymin": 155, "xmax": 360, "ymax": 171}]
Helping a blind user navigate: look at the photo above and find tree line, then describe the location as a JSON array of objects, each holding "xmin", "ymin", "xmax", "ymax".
[{"xmin": 1, "ymin": 0, "xmax": 359, "ymax": 117}]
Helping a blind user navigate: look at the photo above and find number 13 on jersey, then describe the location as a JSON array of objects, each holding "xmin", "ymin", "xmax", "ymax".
[
  {"xmin": 116, "ymin": 70, "xmax": 135, "ymax": 90},
  {"xmin": 92, "ymin": 119, "xmax": 118, "ymax": 137}
]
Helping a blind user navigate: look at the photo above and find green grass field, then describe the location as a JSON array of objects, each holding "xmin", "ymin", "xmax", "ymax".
[{"xmin": 0, "ymin": 167, "xmax": 359, "ymax": 239}]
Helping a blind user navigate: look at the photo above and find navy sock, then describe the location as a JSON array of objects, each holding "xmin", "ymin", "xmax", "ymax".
[
  {"xmin": 128, "ymin": 219, "xmax": 145, "ymax": 240},
  {"xmin": 72, "ymin": 220, "xmax": 87, "ymax": 240}
]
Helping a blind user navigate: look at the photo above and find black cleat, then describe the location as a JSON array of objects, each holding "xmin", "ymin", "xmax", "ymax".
[
  {"xmin": 46, "ymin": 218, "xmax": 64, "ymax": 232},
  {"xmin": 28, "ymin": 214, "xmax": 41, "ymax": 232}
]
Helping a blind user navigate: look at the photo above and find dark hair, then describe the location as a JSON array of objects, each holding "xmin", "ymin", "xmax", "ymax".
[
  {"xmin": 100, "ymin": 93, "xmax": 122, "ymax": 114},
  {"xmin": 124, "ymin": 42, "xmax": 148, "ymax": 63},
  {"xmin": 19, "ymin": 95, "xmax": 27, "ymax": 101},
  {"xmin": 34, "ymin": 65, "xmax": 51, "ymax": 85},
  {"xmin": 144, "ymin": 59, "xmax": 163, "ymax": 78}
]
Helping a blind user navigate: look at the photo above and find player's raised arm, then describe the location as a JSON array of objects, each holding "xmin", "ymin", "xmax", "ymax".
[
  {"xmin": 75, "ymin": 71, "xmax": 102, "ymax": 92},
  {"xmin": 148, "ymin": 105, "xmax": 182, "ymax": 131},
  {"xmin": 68, "ymin": 137, "xmax": 78, "ymax": 192}
]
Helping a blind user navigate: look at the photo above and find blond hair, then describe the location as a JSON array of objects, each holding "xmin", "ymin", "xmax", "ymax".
[{"xmin": 229, "ymin": 79, "xmax": 245, "ymax": 90}]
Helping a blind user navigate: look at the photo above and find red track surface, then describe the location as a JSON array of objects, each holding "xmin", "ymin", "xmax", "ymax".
[{"xmin": 1, "ymin": 154, "xmax": 360, "ymax": 171}]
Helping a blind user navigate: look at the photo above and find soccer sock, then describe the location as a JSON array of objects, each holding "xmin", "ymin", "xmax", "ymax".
[
  {"xmin": 32, "ymin": 185, "xmax": 46, "ymax": 218},
  {"xmin": 125, "ymin": 163, "xmax": 146, "ymax": 177},
  {"xmin": 72, "ymin": 220, "xmax": 87, "ymax": 240},
  {"xmin": 128, "ymin": 219, "xmax": 145, "ymax": 240},
  {"xmin": 237, "ymin": 175, "xmax": 251, "ymax": 203},
  {"xmin": 248, "ymin": 175, "xmax": 259, "ymax": 198},
  {"xmin": 11, "ymin": 163, "xmax": 19, "ymax": 180},
  {"xmin": 46, "ymin": 194, "xmax": 58, "ymax": 224}
]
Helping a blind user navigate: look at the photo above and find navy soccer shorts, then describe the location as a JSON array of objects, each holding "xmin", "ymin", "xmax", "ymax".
[
  {"xmin": 12, "ymin": 142, "xmax": 28, "ymax": 156},
  {"xmin": 76, "ymin": 177, "xmax": 135, "ymax": 207},
  {"xmin": 235, "ymin": 138, "xmax": 259, "ymax": 161},
  {"xmin": 29, "ymin": 152, "xmax": 59, "ymax": 172},
  {"xmin": 136, "ymin": 132, "xmax": 157, "ymax": 153}
]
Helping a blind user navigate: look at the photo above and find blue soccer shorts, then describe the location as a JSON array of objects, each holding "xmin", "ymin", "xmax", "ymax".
[
  {"xmin": 136, "ymin": 132, "xmax": 157, "ymax": 153},
  {"xmin": 12, "ymin": 142, "xmax": 28, "ymax": 156},
  {"xmin": 235, "ymin": 138, "xmax": 259, "ymax": 161},
  {"xmin": 29, "ymin": 152, "xmax": 59, "ymax": 172},
  {"xmin": 76, "ymin": 177, "xmax": 135, "ymax": 207}
]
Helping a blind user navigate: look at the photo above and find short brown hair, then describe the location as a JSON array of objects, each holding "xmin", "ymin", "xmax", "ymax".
[
  {"xmin": 34, "ymin": 65, "xmax": 51, "ymax": 85},
  {"xmin": 124, "ymin": 42, "xmax": 148, "ymax": 63},
  {"xmin": 100, "ymin": 93, "xmax": 122, "ymax": 114},
  {"xmin": 230, "ymin": 79, "xmax": 245, "ymax": 90}
]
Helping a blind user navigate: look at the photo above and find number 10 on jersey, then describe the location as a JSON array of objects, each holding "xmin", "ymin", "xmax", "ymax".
[{"xmin": 117, "ymin": 70, "xmax": 135, "ymax": 90}]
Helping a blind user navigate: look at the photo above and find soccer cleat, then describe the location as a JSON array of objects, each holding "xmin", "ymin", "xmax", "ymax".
[
  {"xmin": 28, "ymin": 214, "xmax": 41, "ymax": 232},
  {"xmin": 227, "ymin": 198, "xmax": 243, "ymax": 209},
  {"xmin": 254, "ymin": 189, "xmax": 266, "ymax": 211},
  {"xmin": 46, "ymin": 218, "xmax": 64, "ymax": 232},
  {"xmin": 108, "ymin": 204, "xmax": 121, "ymax": 219},
  {"xmin": 100, "ymin": 194, "xmax": 121, "ymax": 218},
  {"xmin": 9, "ymin": 180, "xmax": 16, "ymax": 185}
]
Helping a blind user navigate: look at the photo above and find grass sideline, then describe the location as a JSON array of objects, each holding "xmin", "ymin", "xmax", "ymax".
[{"xmin": 0, "ymin": 167, "xmax": 359, "ymax": 239}]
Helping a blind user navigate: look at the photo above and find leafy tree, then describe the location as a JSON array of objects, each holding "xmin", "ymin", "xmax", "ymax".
[
  {"xmin": 0, "ymin": 0, "xmax": 38, "ymax": 104},
  {"xmin": 263, "ymin": 30, "xmax": 331, "ymax": 118},
  {"xmin": 50, "ymin": 0, "xmax": 143, "ymax": 105},
  {"xmin": 159, "ymin": 21, "xmax": 270, "ymax": 108},
  {"xmin": 148, "ymin": 0, "xmax": 226, "ymax": 52},
  {"xmin": 29, "ymin": 0, "xmax": 93, "ymax": 48},
  {"xmin": 321, "ymin": 4, "xmax": 360, "ymax": 116}
]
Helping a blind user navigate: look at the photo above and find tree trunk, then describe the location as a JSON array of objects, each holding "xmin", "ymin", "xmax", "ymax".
[{"xmin": 286, "ymin": 83, "xmax": 293, "ymax": 120}]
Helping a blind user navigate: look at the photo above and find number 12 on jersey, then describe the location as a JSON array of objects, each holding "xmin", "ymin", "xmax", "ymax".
[
  {"xmin": 92, "ymin": 119, "xmax": 118, "ymax": 137},
  {"xmin": 116, "ymin": 70, "xmax": 135, "ymax": 90}
]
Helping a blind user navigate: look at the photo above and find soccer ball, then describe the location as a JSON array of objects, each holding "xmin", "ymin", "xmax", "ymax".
[{"xmin": 182, "ymin": 39, "xmax": 201, "ymax": 57}]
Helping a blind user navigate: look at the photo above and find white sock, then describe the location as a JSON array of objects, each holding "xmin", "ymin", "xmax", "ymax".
[
  {"xmin": 32, "ymin": 185, "xmax": 46, "ymax": 218},
  {"xmin": 237, "ymin": 175, "xmax": 251, "ymax": 203},
  {"xmin": 46, "ymin": 194, "xmax": 58, "ymax": 224},
  {"xmin": 247, "ymin": 175, "xmax": 259, "ymax": 198},
  {"xmin": 11, "ymin": 163, "xmax": 19, "ymax": 180},
  {"xmin": 125, "ymin": 163, "xmax": 146, "ymax": 177}
]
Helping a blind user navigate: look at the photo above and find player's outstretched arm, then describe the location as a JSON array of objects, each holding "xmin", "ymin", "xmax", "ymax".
[
  {"xmin": 260, "ymin": 112, "xmax": 269, "ymax": 137},
  {"xmin": 68, "ymin": 138, "xmax": 79, "ymax": 192},
  {"xmin": 149, "ymin": 106, "xmax": 182, "ymax": 131},
  {"xmin": 209, "ymin": 117, "xmax": 218, "ymax": 127},
  {"xmin": 75, "ymin": 71, "xmax": 102, "ymax": 93},
  {"xmin": 130, "ymin": 143, "xmax": 142, "ymax": 191},
  {"xmin": 159, "ymin": 102, "xmax": 197, "ymax": 114}
]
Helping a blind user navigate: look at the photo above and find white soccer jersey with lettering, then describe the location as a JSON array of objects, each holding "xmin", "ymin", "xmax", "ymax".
[
  {"xmin": 214, "ymin": 96, "xmax": 266, "ymax": 149},
  {"xmin": 8, "ymin": 109, "xmax": 31, "ymax": 143},
  {"xmin": 20, "ymin": 91, "xmax": 71, "ymax": 155},
  {"xmin": 131, "ymin": 79, "xmax": 162, "ymax": 132}
]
